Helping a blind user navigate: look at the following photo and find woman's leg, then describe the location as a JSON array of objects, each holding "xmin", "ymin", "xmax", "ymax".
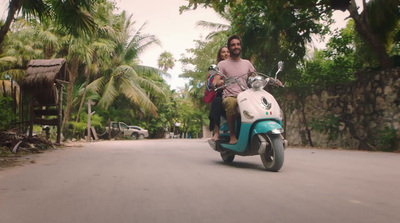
[
  {"xmin": 212, "ymin": 123, "xmax": 220, "ymax": 141},
  {"xmin": 210, "ymin": 97, "xmax": 223, "ymax": 141}
]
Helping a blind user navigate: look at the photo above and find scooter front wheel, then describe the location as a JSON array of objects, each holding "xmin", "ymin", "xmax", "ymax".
[
  {"xmin": 260, "ymin": 134, "xmax": 284, "ymax": 172},
  {"xmin": 220, "ymin": 152, "xmax": 235, "ymax": 163}
]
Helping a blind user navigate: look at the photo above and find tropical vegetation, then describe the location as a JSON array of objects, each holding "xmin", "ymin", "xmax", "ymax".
[
  {"xmin": 177, "ymin": 0, "xmax": 400, "ymax": 150},
  {"xmin": 0, "ymin": 0, "xmax": 204, "ymax": 140},
  {"xmin": 0, "ymin": 0, "xmax": 399, "ymax": 148}
]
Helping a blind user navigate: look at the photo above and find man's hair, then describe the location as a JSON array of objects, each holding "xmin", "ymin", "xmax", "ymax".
[{"xmin": 227, "ymin": 35, "xmax": 241, "ymax": 49}]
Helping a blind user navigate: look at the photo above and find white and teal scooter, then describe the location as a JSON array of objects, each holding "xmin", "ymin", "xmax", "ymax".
[{"xmin": 208, "ymin": 62, "xmax": 287, "ymax": 172}]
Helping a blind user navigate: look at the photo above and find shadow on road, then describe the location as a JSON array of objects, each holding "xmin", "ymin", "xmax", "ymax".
[{"xmin": 213, "ymin": 160, "xmax": 266, "ymax": 171}]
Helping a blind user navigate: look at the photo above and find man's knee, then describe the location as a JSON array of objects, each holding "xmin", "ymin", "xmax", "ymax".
[{"xmin": 223, "ymin": 97, "xmax": 238, "ymax": 116}]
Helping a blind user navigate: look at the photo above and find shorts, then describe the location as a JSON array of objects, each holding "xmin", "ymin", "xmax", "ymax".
[{"xmin": 222, "ymin": 96, "xmax": 238, "ymax": 116}]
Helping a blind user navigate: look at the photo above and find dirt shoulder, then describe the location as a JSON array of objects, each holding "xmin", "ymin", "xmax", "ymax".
[{"xmin": 0, "ymin": 139, "xmax": 87, "ymax": 170}]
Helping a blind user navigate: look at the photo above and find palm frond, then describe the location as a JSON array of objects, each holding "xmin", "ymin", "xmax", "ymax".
[
  {"xmin": 0, "ymin": 56, "xmax": 17, "ymax": 68},
  {"xmin": 57, "ymin": 7, "xmax": 96, "ymax": 37},
  {"xmin": 87, "ymin": 76, "xmax": 105, "ymax": 93},
  {"xmin": 35, "ymin": 30, "xmax": 60, "ymax": 49},
  {"xmin": 133, "ymin": 65, "xmax": 169, "ymax": 79},
  {"xmin": 119, "ymin": 77, "xmax": 144, "ymax": 104},
  {"xmin": 127, "ymin": 22, "xmax": 161, "ymax": 58},
  {"xmin": 114, "ymin": 65, "xmax": 138, "ymax": 78},
  {"xmin": 97, "ymin": 76, "xmax": 118, "ymax": 109},
  {"xmin": 134, "ymin": 76, "xmax": 166, "ymax": 97},
  {"xmin": 119, "ymin": 78, "xmax": 158, "ymax": 117},
  {"xmin": 21, "ymin": 0, "xmax": 50, "ymax": 20},
  {"xmin": 196, "ymin": 20, "xmax": 230, "ymax": 31}
]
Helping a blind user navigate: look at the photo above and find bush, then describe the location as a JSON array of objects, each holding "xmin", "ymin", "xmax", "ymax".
[
  {"xmin": 0, "ymin": 97, "xmax": 16, "ymax": 131},
  {"xmin": 378, "ymin": 126, "xmax": 399, "ymax": 152}
]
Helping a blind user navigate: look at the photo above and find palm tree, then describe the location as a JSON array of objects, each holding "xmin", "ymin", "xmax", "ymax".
[
  {"xmin": 87, "ymin": 12, "xmax": 165, "ymax": 117},
  {"xmin": 0, "ymin": 0, "xmax": 96, "ymax": 48},
  {"xmin": 0, "ymin": 18, "xmax": 43, "ymax": 83},
  {"xmin": 157, "ymin": 51, "xmax": 175, "ymax": 74},
  {"xmin": 61, "ymin": 36, "xmax": 95, "ymax": 128},
  {"xmin": 73, "ymin": 1, "xmax": 119, "ymax": 125},
  {"xmin": 32, "ymin": 19, "xmax": 62, "ymax": 59},
  {"xmin": 195, "ymin": 12, "xmax": 231, "ymax": 40}
]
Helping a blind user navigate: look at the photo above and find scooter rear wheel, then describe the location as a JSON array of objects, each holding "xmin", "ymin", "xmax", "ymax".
[
  {"xmin": 260, "ymin": 134, "xmax": 284, "ymax": 172},
  {"xmin": 220, "ymin": 152, "xmax": 235, "ymax": 163}
]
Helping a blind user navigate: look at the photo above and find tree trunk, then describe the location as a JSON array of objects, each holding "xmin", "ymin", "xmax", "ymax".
[
  {"xmin": 299, "ymin": 98, "xmax": 313, "ymax": 147},
  {"xmin": 0, "ymin": 0, "xmax": 22, "ymax": 49},
  {"xmin": 347, "ymin": 0, "xmax": 392, "ymax": 69},
  {"xmin": 62, "ymin": 58, "xmax": 79, "ymax": 132},
  {"xmin": 72, "ymin": 71, "xmax": 91, "ymax": 135}
]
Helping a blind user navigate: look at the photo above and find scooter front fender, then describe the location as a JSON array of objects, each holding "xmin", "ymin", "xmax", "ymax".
[{"xmin": 251, "ymin": 120, "xmax": 283, "ymax": 139}]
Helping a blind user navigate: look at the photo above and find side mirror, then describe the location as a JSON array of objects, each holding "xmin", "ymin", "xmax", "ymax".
[
  {"xmin": 275, "ymin": 61, "xmax": 284, "ymax": 80},
  {"xmin": 278, "ymin": 61, "xmax": 284, "ymax": 71},
  {"xmin": 208, "ymin": 65, "xmax": 219, "ymax": 76}
]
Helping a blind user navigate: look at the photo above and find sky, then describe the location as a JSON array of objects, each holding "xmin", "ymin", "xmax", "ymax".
[
  {"xmin": 0, "ymin": 0, "xmax": 357, "ymax": 90},
  {"xmin": 115, "ymin": 0, "xmax": 228, "ymax": 90}
]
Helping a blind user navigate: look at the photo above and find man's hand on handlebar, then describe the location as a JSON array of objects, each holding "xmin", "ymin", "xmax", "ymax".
[
  {"xmin": 248, "ymin": 72, "xmax": 257, "ymax": 78},
  {"xmin": 273, "ymin": 78, "xmax": 284, "ymax": 87}
]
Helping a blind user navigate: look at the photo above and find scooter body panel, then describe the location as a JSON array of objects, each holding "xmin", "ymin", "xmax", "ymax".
[
  {"xmin": 218, "ymin": 88, "xmax": 283, "ymax": 154},
  {"xmin": 237, "ymin": 88, "xmax": 282, "ymax": 124},
  {"xmin": 251, "ymin": 120, "xmax": 283, "ymax": 139},
  {"xmin": 218, "ymin": 123, "xmax": 252, "ymax": 153}
]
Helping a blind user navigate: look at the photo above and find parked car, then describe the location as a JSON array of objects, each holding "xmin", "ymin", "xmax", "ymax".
[
  {"xmin": 105, "ymin": 122, "xmax": 138, "ymax": 139},
  {"xmin": 128, "ymin": 126, "xmax": 149, "ymax": 139}
]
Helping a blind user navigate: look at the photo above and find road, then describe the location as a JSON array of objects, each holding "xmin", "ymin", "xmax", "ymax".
[{"xmin": 0, "ymin": 139, "xmax": 399, "ymax": 223}]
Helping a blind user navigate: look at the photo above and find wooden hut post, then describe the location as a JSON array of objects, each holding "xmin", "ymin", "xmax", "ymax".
[
  {"xmin": 19, "ymin": 90, "xmax": 23, "ymax": 132},
  {"xmin": 29, "ymin": 95, "xmax": 34, "ymax": 137}
]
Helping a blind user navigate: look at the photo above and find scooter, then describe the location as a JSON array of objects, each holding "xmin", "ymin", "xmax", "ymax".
[{"xmin": 208, "ymin": 62, "xmax": 287, "ymax": 172}]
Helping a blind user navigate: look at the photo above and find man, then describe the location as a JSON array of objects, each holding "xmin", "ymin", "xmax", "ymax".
[{"xmin": 213, "ymin": 35, "xmax": 256, "ymax": 144}]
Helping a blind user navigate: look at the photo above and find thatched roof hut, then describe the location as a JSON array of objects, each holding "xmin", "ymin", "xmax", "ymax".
[
  {"xmin": 21, "ymin": 59, "xmax": 69, "ymax": 105},
  {"xmin": 22, "ymin": 58, "xmax": 69, "ymax": 90}
]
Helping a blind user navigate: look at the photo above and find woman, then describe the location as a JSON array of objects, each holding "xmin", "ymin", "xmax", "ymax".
[{"xmin": 209, "ymin": 46, "xmax": 229, "ymax": 141}]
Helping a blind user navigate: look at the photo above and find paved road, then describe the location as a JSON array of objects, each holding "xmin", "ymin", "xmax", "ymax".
[{"xmin": 1, "ymin": 139, "xmax": 399, "ymax": 223}]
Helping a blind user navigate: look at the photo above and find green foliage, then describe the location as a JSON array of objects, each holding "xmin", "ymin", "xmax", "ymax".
[
  {"xmin": 378, "ymin": 126, "xmax": 399, "ymax": 152},
  {"xmin": 179, "ymin": 35, "xmax": 228, "ymax": 135},
  {"xmin": 179, "ymin": 33, "xmax": 229, "ymax": 108},
  {"xmin": 297, "ymin": 22, "xmax": 359, "ymax": 90},
  {"xmin": 68, "ymin": 113, "xmax": 102, "ymax": 139},
  {"xmin": 367, "ymin": 0, "xmax": 400, "ymax": 49},
  {"xmin": 309, "ymin": 114, "xmax": 340, "ymax": 141},
  {"xmin": 145, "ymin": 95, "xmax": 178, "ymax": 138},
  {"xmin": 0, "ymin": 97, "xmax": 16, "ymax": 131},
  {"xmin": 176, "ymin": 96, "xmax": 206, "ymax": 138},
  {"xmin": 230, "ymin": 0, "xmax": 332, "ymax": 73}
]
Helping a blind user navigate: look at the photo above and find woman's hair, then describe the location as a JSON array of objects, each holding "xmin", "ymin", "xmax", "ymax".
[{"xmin": 216, "ymin": 46, "xmax": 228, "ymax": 63}]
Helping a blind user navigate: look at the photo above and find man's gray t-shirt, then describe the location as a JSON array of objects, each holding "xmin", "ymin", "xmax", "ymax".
[{"xmin": 217, "ymin": 58, "xmax": 256, "ymax": 98}]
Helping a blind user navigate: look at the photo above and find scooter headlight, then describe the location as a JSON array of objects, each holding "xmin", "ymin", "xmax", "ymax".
[
  {"xmin": 269, "ymin": 128, "xmax": 284, "ymax": 134},
  {"xmin": 248, "ymin": 76, "xmax": 268, "ymax": 90}
]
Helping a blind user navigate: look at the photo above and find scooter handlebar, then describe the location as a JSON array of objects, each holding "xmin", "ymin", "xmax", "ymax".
[{"xmin": 214, "ymin": 72, "xmax": 284, "ymax": 91}]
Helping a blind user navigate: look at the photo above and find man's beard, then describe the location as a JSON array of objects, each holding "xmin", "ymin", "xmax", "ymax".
[{"xmin": 230, "ymin": 49, "xmax": 241, "ymax": 57}]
